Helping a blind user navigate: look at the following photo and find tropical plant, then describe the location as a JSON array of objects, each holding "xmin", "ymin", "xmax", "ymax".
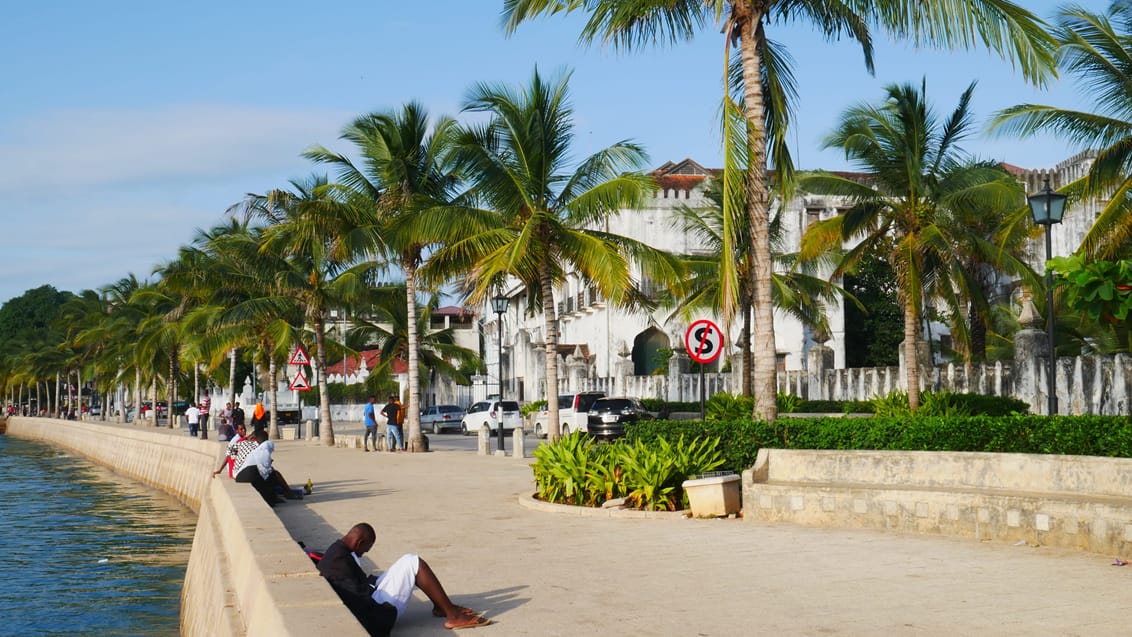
[
  {"xmin": 992, "ymin": 2, "xmax": 1132, "ymax": 262},
  {"xmin": 230, "ymin": 174, "xmax": 377, "ymax": 446},
  {"xmin": 798, "ymin": 81, "xmax": 1030, "ymax": 410},
  {"xmin": 431, "ymin": 68, "xmax": 683, "ymax": 441},
  {"xmin": 306, "ymin": 102, "xmax": 463, "ymax": 452},
  {"xmin": 504, "ymin": 0, "xmax": 1059, "ymax": 423}
]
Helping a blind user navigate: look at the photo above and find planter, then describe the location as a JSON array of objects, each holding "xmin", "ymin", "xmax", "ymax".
[{"xmin": 682, "ymin": 473, "xmax": 741, "ymax": 518}]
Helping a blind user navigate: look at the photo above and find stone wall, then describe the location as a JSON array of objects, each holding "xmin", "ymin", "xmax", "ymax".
[
  {"xmin": 744, "ymin": 448, "xmax": 1132, "ymax": 556},
  {"xmin": 3, "ymin": 417, "xmax": 363, "ymax": 637}
]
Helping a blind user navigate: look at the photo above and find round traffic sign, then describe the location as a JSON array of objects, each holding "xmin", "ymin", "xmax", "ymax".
[{"xmin": 685, "ymin": 319, "xmax": 724, "ymax": 364}]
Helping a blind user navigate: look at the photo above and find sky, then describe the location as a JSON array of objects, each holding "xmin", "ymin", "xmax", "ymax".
[{"xmin": 0, "ymin": 1, "xmax": 1093, "ymax": 306}]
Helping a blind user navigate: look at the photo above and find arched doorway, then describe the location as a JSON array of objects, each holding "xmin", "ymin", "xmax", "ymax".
[{"xmin": 632, "ymin": 327, "xmax": 670, "ymax": 375}]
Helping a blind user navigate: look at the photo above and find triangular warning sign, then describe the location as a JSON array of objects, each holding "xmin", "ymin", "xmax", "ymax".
[
  {"xmin": 289, "ymin": 345, "xmax": 310, "ymax": 366},
  {"xmin": 289, "ymin": 370, "xmax": 311, "ymax": 391}
]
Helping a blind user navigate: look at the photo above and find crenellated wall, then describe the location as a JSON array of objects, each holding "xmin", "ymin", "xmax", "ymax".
[{"xmin": 4, "ymin": 417, "xmax": 363, "ymax": 637}]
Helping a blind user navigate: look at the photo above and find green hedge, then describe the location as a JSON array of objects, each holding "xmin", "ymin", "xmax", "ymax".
[{"xmin": 627, "ymin": 414, "xmax": 1132, "ymax": 475}]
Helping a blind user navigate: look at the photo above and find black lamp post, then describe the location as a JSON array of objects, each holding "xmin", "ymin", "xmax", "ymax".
[
  {"xmin": 1027, "ymin": 176, "xmax": 1068, "ymax": 416},
  {"xmin": 491, "ymin": 294, "xmax": 508, "ymax": 452}
]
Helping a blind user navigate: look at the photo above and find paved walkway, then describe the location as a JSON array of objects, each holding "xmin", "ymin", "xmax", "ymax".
[{"xmin": 267, "ymin": 436, "xmax": 1132, "ymax": 637}]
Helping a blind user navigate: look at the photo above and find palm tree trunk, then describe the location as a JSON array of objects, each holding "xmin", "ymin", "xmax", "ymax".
[
  {"xmin": 134, "ymin": 368, "xmax": 141, "ymax": 424},
  {"xmin": 167, "ymin": 354, "xmax": 176, "ymax": 429},
  {"xmin": 54, "ymin": 372, "xmax": 60, "ymax": 418},
  {"xmin": 903, "ymin": 297, "xmax": 921, "ymax": 410},
  {"xmin": 741, "ymin": 299, "xmax": 753, "ymax": 397},
  {"xmin": 150, "ymin": 376, "xmax": 157, "ymax": 426},
  {"xmin": 228, "ymin": 348, "xmax": 237, "ymax": 409},
  {"xmin": 542, "ymin": 268, "xmax": 561, "ymax": 441},
  {"xmin": 406, "ymin": 262, "xmax": 423, "ymax": 452},
  {"xmin": 268, "ymin": 355, "xmax": 280, "ymax": 440},
  {"xmin": 314, "ymin": 316, "xmax": 334, "ymax": 446},
  {"xmin": 736, "ymin": 12, "xmax": 778, "ymax": 422}
]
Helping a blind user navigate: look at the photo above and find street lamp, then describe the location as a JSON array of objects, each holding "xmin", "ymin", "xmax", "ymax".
[
  {"xmin": 491, "ymin": 294, "xmax": 509, "ymax": 453},
  {"xmin": 1027, "ymin": 176, "xmax": 1068, "ymax": 416}
]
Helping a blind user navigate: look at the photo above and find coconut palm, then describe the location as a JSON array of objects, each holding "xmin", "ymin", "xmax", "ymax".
[
  {"xmin": 993, "ymin": 1, "xmax": 1132, "ymax": 261},
  {"xmin": 504, "ymin": 0, "xmax": 1058, "ymax": 421},
  {"xmin": 431, "ymin": 68, "xmax": 684, "ymax": 441},
  {"xmin": 305, "ymin": 102, "xmax": 463, "ymax": 452},
  {"xmin": 230, "ymin": 174, "xmax": 377, "ymax": 446},
  {"xmin": 797, "ymin": 81, "xmax": 1027, "ymax": 409}
]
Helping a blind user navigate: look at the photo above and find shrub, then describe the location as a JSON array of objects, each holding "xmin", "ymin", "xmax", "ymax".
[{"xmin": 521, "ymin": 400, "xmax": 547, "ymax": 417}]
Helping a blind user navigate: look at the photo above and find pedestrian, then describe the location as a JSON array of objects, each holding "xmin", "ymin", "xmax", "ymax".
[
  {"xmin": 363, "ymin": 395, "xmax": 379, "ymax": 452},
  {"xmin": 381, "ymin": 396, "xmax": 402, "ymax": 453},
  {"xmin": 199, "ymin": 391, "xmax": 212, "ymax": 440},
  {"xmin": 250, "ymin": 401, "xmax": 267, "ymax": 433},
  {"xmin": 185, "ymin": 402, "xmax": 201, "ymax": 437},
  {"xmin": 231, "ymin": 402, "xmax": 245, "ymax": 429}
]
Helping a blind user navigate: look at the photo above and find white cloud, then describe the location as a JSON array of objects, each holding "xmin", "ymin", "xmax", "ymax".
[{"xmin": 0, "ymin": 104, "xmax": 352, "ymax": 193}]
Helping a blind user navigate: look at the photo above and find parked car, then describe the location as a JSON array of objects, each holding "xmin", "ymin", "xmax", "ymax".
[
  {"xmin": 586, "ymin": 397, "xmax": 652, "ymax": 441},
  {"xmin": 460, "ymin": 400, "xmax": 522, "ymax": 436},
  {"xmin": 420, "ymin": 404, "xmax": 465, "ymax": 434},
  {"xmin": 532, "ymin": 391, "xmax": 605, "ymax": 438}
]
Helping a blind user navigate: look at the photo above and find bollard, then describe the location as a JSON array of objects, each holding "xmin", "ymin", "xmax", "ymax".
[
  {"xmin": 477, "ymin": 427, "xmax": 491, "ymax": 456},
  {"xmin": 305, "ymin": 420, "xmax": 313, "ymax": 441},
  {"xmin": 512, "ymin": 428, "xmax": 526, "ymax": 459}
]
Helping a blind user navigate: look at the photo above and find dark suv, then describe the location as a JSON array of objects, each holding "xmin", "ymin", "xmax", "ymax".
[{"xmin": 586, "ymin": 397, "xmax": 651, "ymax": 440}]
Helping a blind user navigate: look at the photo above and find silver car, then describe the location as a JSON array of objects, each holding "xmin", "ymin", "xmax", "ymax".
[{"xmin": 420, "ymin": 404, "xmax": 465, "ymax": 434}]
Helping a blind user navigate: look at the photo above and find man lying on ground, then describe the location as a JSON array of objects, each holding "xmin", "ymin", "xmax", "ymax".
[
  {"xmin": 317, "ymin": 522, "xmax": 490, "ymax": 635},
  {"xmin": 232, "ymin": 429, "xmax": 298, "ymax": 506}
]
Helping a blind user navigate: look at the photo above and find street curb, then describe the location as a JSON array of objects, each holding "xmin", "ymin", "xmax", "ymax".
[{"xmin": 518, "ymin": 493, "xmax": 688, "ymax": 520}]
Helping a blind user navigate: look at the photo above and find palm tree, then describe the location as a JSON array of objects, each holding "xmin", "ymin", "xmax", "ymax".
[
  {"xmin": 797, "ymin": 81, "xmax": 1026, "ymax": 410},
  {"xmin": 992, "ymin": 2, "xmax": 1132, "ymax": 261},
  {"xmin": 230, "ymin": 175, "xmax": 376, "ymax": 446},
  {"xmin": 353, "ymin": 286, "xmax": 481, "ymax": 393},
  {"xmin": 305, "ymin": 102, "xmax": 462, "ymax": 452},
  {"xmin": 432, "ymin": 68, "xmax": 683, "ymax": 441},
  {"xmin": 504, "ymin": 0, "xmax": 1057, "ymax": 422},
  {"xmin": 669, "ymin": 174, "xmax": 844, "ymax": 395}
]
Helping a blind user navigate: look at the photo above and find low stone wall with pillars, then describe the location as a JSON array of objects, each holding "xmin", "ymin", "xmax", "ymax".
[{"xmin": 743, "ymin": 448, "xmax": 1132, "ymax": 556}]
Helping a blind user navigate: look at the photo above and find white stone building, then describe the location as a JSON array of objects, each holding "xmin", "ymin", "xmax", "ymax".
[{"xmin": 462, "ymin": 152, "xmax": 1105, "ymax": 406}]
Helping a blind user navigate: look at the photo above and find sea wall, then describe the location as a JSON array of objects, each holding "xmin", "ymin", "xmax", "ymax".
[{"xmin": 4, "ymin": 417, "xmax": 362, "ymax": 636}]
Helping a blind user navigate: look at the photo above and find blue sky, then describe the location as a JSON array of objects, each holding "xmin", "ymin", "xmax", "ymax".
[{"xmin": 0, "ymin": 1, "xmax": 1089, "ymax": 305}]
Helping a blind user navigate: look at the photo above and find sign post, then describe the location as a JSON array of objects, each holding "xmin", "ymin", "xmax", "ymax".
[{"xmin": 685, "ymin": 319, "xmax": 724, "ymax": 421}]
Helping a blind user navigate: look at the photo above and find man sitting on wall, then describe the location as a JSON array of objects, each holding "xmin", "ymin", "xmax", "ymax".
[
  {"xmin": 232, "ymin": 429, "xmax": 298, "ymax": 506},
  {"xmin": 317, "ymin": 522, "xmax": 490, "ymax": 635}
]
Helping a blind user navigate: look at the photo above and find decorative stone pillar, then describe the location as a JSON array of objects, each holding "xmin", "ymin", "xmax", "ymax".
[
  {"xmin": 807, "ymin": 345, "xmax": 833, "ymax": 401},
  {"xmin": 614, "ymin": 341, "xmax": 633, "ymax": 395},
  {"xmin": 1013, "ymin": 297, "xmax": 1047, "ymax": 414},
  {"xmin": 668, "ymin": 343, "xmax": 690, "ymax": 403}
]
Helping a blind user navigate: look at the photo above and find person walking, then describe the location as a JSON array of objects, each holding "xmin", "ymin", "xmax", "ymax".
[
  {"xmin": 199, "ymin": 391, "xmax": 212, "ymax": 440},
  {"xmin": 185, "ymin": 402, "xmax": 201, "ymax": 437},
  {"xmin": 231, "ymin": 402, "xmax": 246, "ymax": 429},
  {"xmin": 381, "ymin": 396, "xmax": 402, "ymax": 453},
  {"xmin": 363, "ymin": 395, "xmax": 380, "ymax": 452}
]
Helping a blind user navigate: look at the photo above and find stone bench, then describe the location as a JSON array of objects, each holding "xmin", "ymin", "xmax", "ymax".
[{"xmin": 743, "ymin": 448, "xmax": 1132, "ymax": 556}]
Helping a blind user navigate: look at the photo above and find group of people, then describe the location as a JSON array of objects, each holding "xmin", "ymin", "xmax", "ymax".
[
  {"xmin": 211, "ymin": 421, "xmax": 301, "ymax": 506},
  {"xmin": 211, "ymin": 396, "xmax": 487, "ymax": 634},
  {"xmin": 363, "ymin": 395, "xmax": 407, "ymax": 452}
]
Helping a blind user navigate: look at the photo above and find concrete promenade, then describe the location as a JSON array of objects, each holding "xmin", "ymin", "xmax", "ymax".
[{"xmin": 270, "ymin": 429, "xmax": 1132, "ymax": 637}]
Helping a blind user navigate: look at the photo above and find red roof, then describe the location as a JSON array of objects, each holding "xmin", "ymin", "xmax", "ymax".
[
  {"xmin": 326, "ymin": 349, "xmax": 408, "ymax": 376},
  {"xmin": 433, "ymin": 305, "xmax": 474, "ymax": 317}
]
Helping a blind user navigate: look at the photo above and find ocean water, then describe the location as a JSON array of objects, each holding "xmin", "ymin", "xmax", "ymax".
[{"xmin": 0, "ymin": 435, "xmax": 196, "ymax": 636}]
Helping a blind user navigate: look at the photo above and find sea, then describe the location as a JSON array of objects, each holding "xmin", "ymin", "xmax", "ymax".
[{"xmin": 0, "ymin": 435, "xmax": 197, "ymax": 636}]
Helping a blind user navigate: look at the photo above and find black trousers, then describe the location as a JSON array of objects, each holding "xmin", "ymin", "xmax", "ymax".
[{"xmin": 235, "ymin": 465, "xmax": 278, "ymax": 506}]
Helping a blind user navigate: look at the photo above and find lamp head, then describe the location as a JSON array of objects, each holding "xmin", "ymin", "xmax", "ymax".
[{"xmin": 1028, "ymin": 176, "xmax": 1068, "ymax": 226}]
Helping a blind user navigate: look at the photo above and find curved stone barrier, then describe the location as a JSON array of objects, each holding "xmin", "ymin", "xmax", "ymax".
[
  {"xmin": 4, "ymin": 417, "xmax": 363, "ymax": 636},
  {"xmin": 744, "ymin": 448, "xmax": 1132, "ymax": 555}
]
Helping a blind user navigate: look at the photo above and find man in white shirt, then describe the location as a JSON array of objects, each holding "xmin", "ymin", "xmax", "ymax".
[
  {"xmin": 185, "ymin": 402, "xmax": 201, "ymax": 437},
  {"xmin": 233, "ymin": 429, "xmax": 299, "ymax": 506}
]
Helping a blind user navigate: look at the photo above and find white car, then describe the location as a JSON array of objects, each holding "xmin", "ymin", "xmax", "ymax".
[
  {"xmin": 532, "ymin": 392, "xmax": 604, "ymax": 438},
  {"xmin": 460, "ymin": 400, "xmax": 522, "ymax": 436}
]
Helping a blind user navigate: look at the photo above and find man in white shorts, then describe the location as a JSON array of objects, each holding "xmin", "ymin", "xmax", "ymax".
[{"xmin": 317, "ymin": 523, "xmax": 489, "ymax": 635}]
